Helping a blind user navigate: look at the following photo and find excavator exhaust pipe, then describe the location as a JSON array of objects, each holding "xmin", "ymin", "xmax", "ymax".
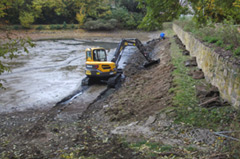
[{"xmin": 144, "ymin": 58, "xmax": 160, "ymax": 68}]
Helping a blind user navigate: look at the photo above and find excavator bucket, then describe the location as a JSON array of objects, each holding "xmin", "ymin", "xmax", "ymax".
[{"xmin": 144, "ymin": 58, "xmax": 160, "ymax": 68}]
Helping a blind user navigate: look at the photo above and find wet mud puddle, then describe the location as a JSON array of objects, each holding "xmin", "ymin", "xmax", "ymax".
[{"xmin": 0, "ymin": 39, "xmax": 136, "ymax": 113}]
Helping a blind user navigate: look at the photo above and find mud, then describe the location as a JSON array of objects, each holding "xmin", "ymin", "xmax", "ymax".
[{"xmin": 0, "ymin": 40, "xmax": 118, "ymax": 113}]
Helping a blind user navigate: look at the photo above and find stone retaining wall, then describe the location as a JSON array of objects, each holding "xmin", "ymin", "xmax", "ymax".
[{"xmin": 173, "ymin": 23, "xmax": 240, "ymax": 109}]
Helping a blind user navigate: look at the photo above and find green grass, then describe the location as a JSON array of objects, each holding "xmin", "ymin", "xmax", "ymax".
[
  {"xmin": 36, "ymin": 25, "xmax": 45, "ymax": 30},
  {"xmin": 225, "ymin": 44, "xmax": 234, "ymax": 51},
  {"xmin": 234, "ymin": 47, "xmax": 240, "ymax": 56},
  {"xmin": 170, "ymin": 38, "xmax": 199, "ymax": 108},
  {"xmin": 203, "ymin": 36, "xmax": 219, "ymax": 43},
  {"xmin": 174, "ymin": 19, "xmax": 240, "ymax": 57}
]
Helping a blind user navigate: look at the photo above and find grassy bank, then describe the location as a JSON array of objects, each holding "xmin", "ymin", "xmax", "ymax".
[{"xmin": 174, "ymin": 18, "xmax": 240, "ymax": 57}]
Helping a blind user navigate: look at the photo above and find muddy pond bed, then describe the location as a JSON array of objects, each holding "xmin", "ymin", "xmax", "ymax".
[{"xmin": 0, "ymin": 40, "xmax": 124, "ymax": 113}]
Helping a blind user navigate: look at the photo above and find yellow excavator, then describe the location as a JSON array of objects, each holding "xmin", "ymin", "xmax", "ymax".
[{"xmin": 81, "ymin": 38, "xmax": 160, "ymax": 87}]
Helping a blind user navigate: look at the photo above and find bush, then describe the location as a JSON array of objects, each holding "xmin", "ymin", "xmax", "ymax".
[
  {"xmin": 83, "ymin": 19, "xmax": 116, "ymax": 31},
  {"xmin": 216, "ymin": 40, "xmax": 223, "ymax": 47},
  {"xmin": 63, "ymin": 21, "xmax": 67, "ymax": 29},
  {"xmin": 225, "ymin": 44, "xmax": 234, "ymax": 50},
  {"xmin": 70, "ymin": 24, "xmax": 75, "ymax": 29},
  {"xmin": 50, "ymin": 25, "xmax": 56, "ymax": 30},
  {"xmin": 19, "ymin": 12, "xmax": 34, "ymax": 29},
  {"xmin": 55, "ymin": 24, "xmax": 62, "ymax": 30},
  {"xmin": 234, "ymin": 47, "xmax": 240, "ymax": 56},
  {"xmin": 111, "ymin": 8, "xmax": 128, "ymax": 23},
  {"xmin": 36, "ymin": 25, "xmax": 45, "ymax": 30},
  {"xmin": 109, "ymin": 19, "xmax": 117, "ymax": 26},
  {"xmin": 109, "ymin": 7, "xmax": 143, "ymax": 29},
  {"xmin": 125, "ymin": 17, "xmax": 137, "ymax": 29},
  {"xmin": 49, "ymin": 24, "xmax": 62, "ymax": 30},
  {"xmin": 13, "ymin": 25, "xmax": 20, "ymax": 30}
]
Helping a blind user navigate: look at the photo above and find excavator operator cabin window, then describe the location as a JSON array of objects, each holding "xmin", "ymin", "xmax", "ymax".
[
  {"xmin": 94, "ymin": 49, "xmax": 107, "ymax": 61},
  {"xmin": 86, "ymin": 51, "xmax": 92, "ymax": 60}
]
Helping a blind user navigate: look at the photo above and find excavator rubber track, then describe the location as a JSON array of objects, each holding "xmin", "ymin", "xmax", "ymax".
[
  {"xmin": 81, "ymin": 77, "xmax": 91, "ymax": 86},
  {"xmin": 107, "ymin": 73, "xmax": 122, "ymax": 88}
]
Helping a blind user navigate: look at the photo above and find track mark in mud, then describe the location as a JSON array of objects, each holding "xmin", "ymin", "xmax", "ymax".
[
  {"xmin": 21, "ymin": 85, "xmax": 90, "ymax": 139},
  {"xmin": 56, "ymin": 85, "xmax": 88, "ymax": 105},
  {"xmin": 21, "ymin": 81, "xmax": 113, "ymax": 139}
]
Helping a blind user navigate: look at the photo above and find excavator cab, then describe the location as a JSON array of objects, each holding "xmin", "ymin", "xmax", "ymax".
[
  {"xmin": 84, "ymin": 48, "xmax": 117, "ymax": 78},
  {"xmin": 86, "ymin": 48, "xmax": 107, "ymax": 62}
]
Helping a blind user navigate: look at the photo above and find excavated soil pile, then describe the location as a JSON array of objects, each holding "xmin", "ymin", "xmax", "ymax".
[{"xmin": 103, "ymin": 38, "xmax": 173, "ymax": 122}]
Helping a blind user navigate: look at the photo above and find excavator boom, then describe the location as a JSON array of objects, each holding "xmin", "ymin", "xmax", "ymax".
[{"xmin": 111, "ymin": 38, "xmax": 160, "ymax": 68}]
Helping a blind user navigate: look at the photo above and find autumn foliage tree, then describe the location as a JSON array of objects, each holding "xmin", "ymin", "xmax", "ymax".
[
  {"xmin": 2, "ymin": 0, "xmax": 143, "ymax": 29},
  {"xmin": 189, "ymin": 0, "xmax": 240, "ymax": 26},
  {"xmin": 137, "ymin": 0, "xmax": 187, "ymax": 31},
  {"xmin": 76, "ymin": 7, "xmax": 86, "ymax": 26}
]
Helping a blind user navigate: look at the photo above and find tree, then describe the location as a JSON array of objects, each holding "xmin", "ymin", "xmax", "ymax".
[
  {"xmin": 234, "ymin": 0, "xmax": 240, "ymax": 7},
  {"xmin": 0, "ymin": 0, "xmax": 13, "ymax": 18},
  {"xmin": 0, "ymin": 1, "xmax": 35, "ymax": 88},
  {"xmin": 2, "ymin": 0, "xmax": 25, "ymax": 24},
  {"xmin": 137, "ymin": 0, "xmax": 185, "ymax": 31},
  {"xmin": 19, "ymin": 12, "xmax": 35, "ymax": 28},
  {"xmin": 118, "ymin": 0, "xmax": 141, "ymax": 12},
  {"xmin": 32, "ymin": 0, "xmax": 70, "ymax": 24},
  {"xmin": 76, "ymin": 7, "xmax": 86, "ymax": 26},
  {"xmin": 189, "ymin": 0, "xmax": 240, "ymax": 26},
  {"xmin": 76, "ymin": 0, "xmax": 112, "ymax": 19}
]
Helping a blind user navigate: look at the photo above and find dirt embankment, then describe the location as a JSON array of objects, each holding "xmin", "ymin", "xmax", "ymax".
[{"xmin": 102, "ymin": 39, "xmax": 173, "ymax": 122}]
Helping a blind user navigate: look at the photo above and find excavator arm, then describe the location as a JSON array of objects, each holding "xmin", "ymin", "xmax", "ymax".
[{"xmin": 111, "ymin": 38, "xmax": 159, "ymax": 68}]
